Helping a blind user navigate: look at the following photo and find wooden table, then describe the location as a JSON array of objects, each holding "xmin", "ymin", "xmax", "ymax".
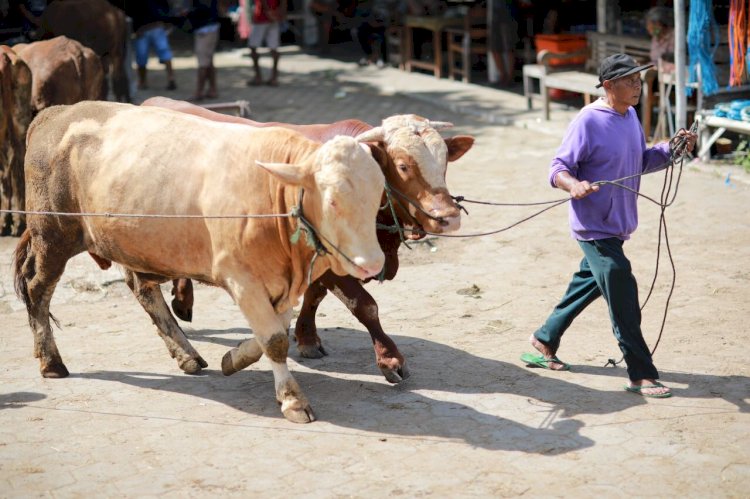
[{"xmin": 403, "ymin": 15, "xmax": 463, "ymax": 78}]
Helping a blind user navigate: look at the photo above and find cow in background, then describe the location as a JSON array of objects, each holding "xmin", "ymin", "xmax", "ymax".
[
  {"xmin": 37, "ymin": 0, "xmax": 130, "ymax": 102},
  {"xmin": 0, "ymin": 46, "xmax": 32, "ymax": 237},
  {"xmin": 13, "ymin": 36, "xmax": 105, "ymax": 112}
]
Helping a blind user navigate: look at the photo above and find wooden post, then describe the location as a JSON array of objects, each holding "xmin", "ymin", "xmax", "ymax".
[{"xmin": 674, "ymin": 0, "xmax": 687, "ymax": 131}]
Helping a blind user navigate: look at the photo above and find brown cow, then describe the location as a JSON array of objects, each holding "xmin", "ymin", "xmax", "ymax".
[
  {"xmin": 143, "ymin": 97, "xmax": 475, "ymax": 383},
  {"xmin": 13, "ymin": 36, "xmax": 105, "ymax": 112},
  {"xmin": 38, "ymin": 0, "xmax": 130, "ymax": 102},
  {"xmin": 0, "ymin": 46, "xmax": 32, "ymax": 236},
  {"xmin": 15, "ymin": 101, "xmax": 386, "ymax": 422}
]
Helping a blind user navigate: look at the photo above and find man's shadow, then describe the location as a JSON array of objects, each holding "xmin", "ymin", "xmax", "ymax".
[{"xmin": 188, "ymin": 326, "xmax": 750, "ymax": 415}]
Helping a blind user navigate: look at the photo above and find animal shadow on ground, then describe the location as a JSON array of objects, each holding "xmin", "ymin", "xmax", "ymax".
[
  {"xmin": 188, "ymin": 326, "xmax": 750, "ymax": 415},
  {"xmin": 80, "ymin": 365, "xmax": 593, "ymax": 455},
  {"xmin": 0, "ymin": 391, "xmax": 46, "ymax": 410}
]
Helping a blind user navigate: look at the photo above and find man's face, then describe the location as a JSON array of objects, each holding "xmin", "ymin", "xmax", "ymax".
[{"xmin": 609, "ymin": 73, "xmax": 643, "ymax": 106}]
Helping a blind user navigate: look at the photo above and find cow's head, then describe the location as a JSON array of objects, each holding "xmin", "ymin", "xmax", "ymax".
[
  {"xmin": 356, "ymin": 114, "xmax": 474, "ymax": 238},
  {"xmin": 257, "ymin": 136, "xmax": 385, "ymax": 280}
]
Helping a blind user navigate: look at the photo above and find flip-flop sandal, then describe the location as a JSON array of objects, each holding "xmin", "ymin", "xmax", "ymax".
[
  {"xmin": 520, "ymin": 352, "xmax": 570, "ymax": 371},
  {"xmin": 624, "ymin": 382, "xmax": 673, "ymax": 398}
]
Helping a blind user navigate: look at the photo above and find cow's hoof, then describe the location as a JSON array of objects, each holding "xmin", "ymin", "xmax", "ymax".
[
  {"xmin": 180, "ymin": 357, "xmax": 205, "ymax": 374},
  {"xmin": 281, "ymin": 402, "xmax": 316, "ymax": 424},
  {"xmin": 171, "ymin": 298, "xmax": 193, "ymax": 322},
  {"xmin": 297, "ymin": 343, "xmax": 327, "ymax": 359},
  {"xmin": 221, "ymin": 351, "xmax": 238, "ymax": 376},
  {"xmin": 41, "ymin": 361, "xmax": 70, "ymax": 378},
  {"xmin": 380, "ymin": 363, "xmax": 410, "ymax": 384}
]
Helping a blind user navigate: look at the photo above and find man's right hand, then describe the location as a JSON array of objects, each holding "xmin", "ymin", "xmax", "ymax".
[
  {"xmin": 569, "ymin": 180, "xmax": 600, "ymax": 200},
  {"xmin": 555, "ymin": 171, "xmax": 600, "ymax": 200}
]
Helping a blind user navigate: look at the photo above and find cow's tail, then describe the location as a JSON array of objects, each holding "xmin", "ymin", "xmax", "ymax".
[
  {"xmin": 13, "ymin": 229, "xmax": 60, "ymax": 328},
  {"xmin": 13, "ymin": 229, "xmax": 32, "ymax": 312}
]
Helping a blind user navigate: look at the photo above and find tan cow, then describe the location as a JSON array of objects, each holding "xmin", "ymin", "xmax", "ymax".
[
  {"xmin": 13, "ymin": 36, "xmax": 105, "ymax": 112},
  {"xmin": 14, "ymin": 101, "xmax": 386, "ymax": 423},
  {"xmin": 38, "ymin": 0, "xmax": 130, "ymax": 102},
  {"xmin": 0, "ymin": 46, "xmax": 32, "ymax": 236}
]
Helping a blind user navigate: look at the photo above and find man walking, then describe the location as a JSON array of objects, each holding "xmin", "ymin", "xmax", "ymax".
[{"xmin": 524, "ymin": 54, "xmax": 696, "ymax": 398}]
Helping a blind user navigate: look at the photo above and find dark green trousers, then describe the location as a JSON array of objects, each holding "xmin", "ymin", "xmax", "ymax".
[{"xmin": 534, "ymin": 238, "xmax": 659, "ymax": 381}]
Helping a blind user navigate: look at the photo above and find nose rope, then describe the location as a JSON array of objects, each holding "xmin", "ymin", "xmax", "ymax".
[{"xmin": 386, "ymin": 183, "xmax": 450, "ymax": 225}]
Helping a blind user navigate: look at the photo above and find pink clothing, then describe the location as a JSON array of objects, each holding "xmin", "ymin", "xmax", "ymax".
[{"xmin": 238, "ymin": 0, "xmax": 251, "ymax": 39}]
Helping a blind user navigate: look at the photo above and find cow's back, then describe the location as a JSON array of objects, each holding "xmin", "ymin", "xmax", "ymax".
[
  {"xmin": 142, "ymin": 97, "xmax": 374, "ymax": 143},
  {"xmin": 40, "ymin": 0, "xmax": 129, "ymax": 102},
  {"xmin": 15, "ymin": 37, "xmax": 105, "ymax": 112}
]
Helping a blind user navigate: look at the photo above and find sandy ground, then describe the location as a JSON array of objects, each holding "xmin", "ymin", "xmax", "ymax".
[{"xmin": 0, "ymin": 45, "xmax": 748, "ymax": 497}]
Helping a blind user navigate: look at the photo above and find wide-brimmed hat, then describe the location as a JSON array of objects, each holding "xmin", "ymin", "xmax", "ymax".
[{"xmin": 595, "ymin": 53, "xmax": 653, "ymax": 88}]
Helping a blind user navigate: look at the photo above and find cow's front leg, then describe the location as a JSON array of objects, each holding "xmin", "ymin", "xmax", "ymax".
[
  {"xmin": 225, "ymin": 278, "xmax": 315, "ymax": 423},
  {"xmin": 222, "ymin": 310, "xmax": 292, "ymax": 376},
  {"xmin": 325, "ymin": 274, "xmax": 409, "ymax": 383},
  {"xmin": 294, "ymin": 279, "xmax": 329, "ymax": 358},
  {"xmin": 125, "ymin": 270, "xmax": 207, "ymax": 374}
]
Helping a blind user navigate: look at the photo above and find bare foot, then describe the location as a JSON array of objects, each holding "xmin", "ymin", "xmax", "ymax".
[
  {"xmin": 529, "ymin": 334, "xmax": 567, "ymax": 371},
  {"xmin": 628, "ymin": 379, "xmax": 672, "ymax": 397}
]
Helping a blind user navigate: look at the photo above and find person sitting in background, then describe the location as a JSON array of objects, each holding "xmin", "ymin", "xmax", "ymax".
[
  {"xmin": 645, "ymin": 6, "xmax": 674, "ymax": 72},
  {"xmin": 355, "ymin": 0, "xmax": 402, "ymax": 68},
  {"xmin": 406, "ymin": 0, "xmax": 443, "ymax": 16}
]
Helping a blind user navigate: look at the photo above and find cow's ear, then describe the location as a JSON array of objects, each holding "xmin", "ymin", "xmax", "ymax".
[
  {"xmin": 255, "ymin": 160, "xmax": 312, "ymax": 187},
  {"xmin": 355, "ymin": 126, "xmax": 385, "ymax": 143},
  {"xmin": 444, "ymin": 135, "xmax": 475, "ymax": 162},
  {"xmin": 362, "ymin": 143, "xmax": 388, "ymax": 169}
]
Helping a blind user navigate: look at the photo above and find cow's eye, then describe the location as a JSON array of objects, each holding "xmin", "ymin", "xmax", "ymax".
[{"xmin": 397, "ymin": 163, "xmax": 409, "ymax": 173}]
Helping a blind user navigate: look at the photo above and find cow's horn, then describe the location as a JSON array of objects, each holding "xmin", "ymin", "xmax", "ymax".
[
  {"xmin": 426, "ymin": 120, "xmax": 454, "ymax": 130},
  {"xmin": 355, "ymin": 127, "xmax": 385, "ymax": 142}
]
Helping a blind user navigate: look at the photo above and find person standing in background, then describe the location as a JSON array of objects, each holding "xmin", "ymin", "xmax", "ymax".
[
  {"xmin": 125, "ymin": 0, "xmax": 178, "ymax": 91},
  {"xmin": 187, "ymin": 0, "xmax": 220, "ymax": 100},
  {"xmin": 247, "ymin": 0, "xmax": 287, "ymax": 86}
]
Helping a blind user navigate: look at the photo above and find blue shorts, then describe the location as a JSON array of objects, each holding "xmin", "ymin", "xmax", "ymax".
[{"xmin": 133, "ymin": 26, "xmax": 173, "ymax": 67}]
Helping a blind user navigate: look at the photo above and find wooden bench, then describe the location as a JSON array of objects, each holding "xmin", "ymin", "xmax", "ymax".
[{"xmin": 522, "ymin": 32, "xmax": 654, "ymax": 127}]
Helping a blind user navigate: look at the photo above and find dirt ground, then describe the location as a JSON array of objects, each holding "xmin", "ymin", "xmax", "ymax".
[{"xmin": 1, "ymin": 46, "xmax": 748, "ymax": 497}]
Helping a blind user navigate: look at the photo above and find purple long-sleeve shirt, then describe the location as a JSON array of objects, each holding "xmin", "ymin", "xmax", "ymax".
[{"xmin": 549, "ymin": 102, "xmax": 671, "ymax": 241}]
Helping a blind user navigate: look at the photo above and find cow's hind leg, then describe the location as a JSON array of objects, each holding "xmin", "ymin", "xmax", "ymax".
[
  {"xmin": 170, "ymin": 278, "xmax": 194, "ymax": 322},
  {"xmin": 14, "ymin": 230, "xmax": 77, "ymax": 378},
  {"xmin": 294, "ymin": 279, "xmax": 329, "ymax": 358},
  {"xmin": 124, "ymin": 270, "xmax": 207, "ymax": 374}
]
